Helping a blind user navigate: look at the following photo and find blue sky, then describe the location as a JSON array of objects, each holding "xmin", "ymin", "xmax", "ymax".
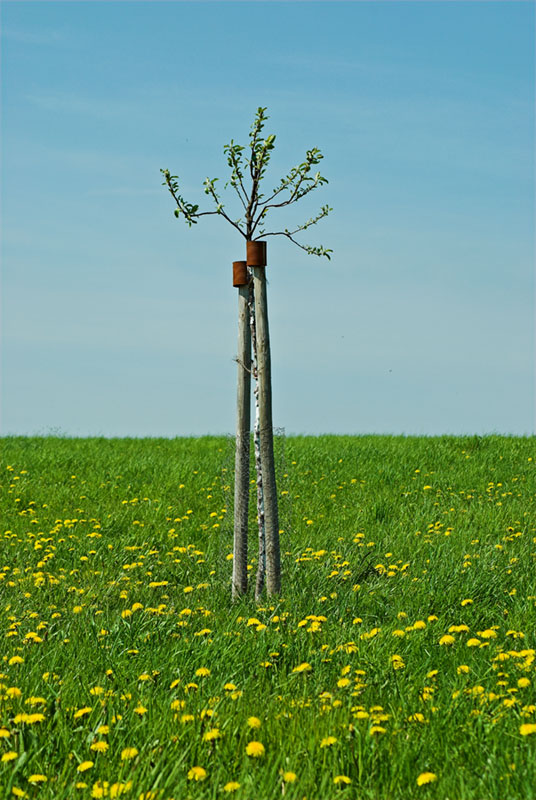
[{"xmin": 1, "ymin": 1, "xmax": 534, "ymax": 437}]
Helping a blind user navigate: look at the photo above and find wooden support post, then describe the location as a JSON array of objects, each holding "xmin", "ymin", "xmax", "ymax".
[
  {"xmin": 249, "ymin": 281, "xmax": 266, "ymax": 601},
  {"xmin": 232, "ymin": 261, "xmax": 251, "ymax": 598},
  {"xmin": 247, "ymin": 241, "xmax": 281, "ymax": 596}
]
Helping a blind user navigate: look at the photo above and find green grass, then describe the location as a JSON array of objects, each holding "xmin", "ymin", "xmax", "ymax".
[{"xmin": 1, "ymin": 434, "xmax": 535, "ymax": 800}]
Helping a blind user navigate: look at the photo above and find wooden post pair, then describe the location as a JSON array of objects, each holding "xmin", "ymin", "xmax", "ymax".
[{"xmin": 232, "ymin": 242, "xmax": 281, "ymax": 598}]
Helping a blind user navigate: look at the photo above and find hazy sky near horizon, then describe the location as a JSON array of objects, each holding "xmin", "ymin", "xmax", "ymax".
[{"xmin": 1, "ymin": 1, "xmax": 534, "ymax": 437}]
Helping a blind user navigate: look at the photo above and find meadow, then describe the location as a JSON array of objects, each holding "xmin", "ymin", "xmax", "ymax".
[{"xmin": 0, "ymin": 434, "xmax": 535, "ymax": 800}]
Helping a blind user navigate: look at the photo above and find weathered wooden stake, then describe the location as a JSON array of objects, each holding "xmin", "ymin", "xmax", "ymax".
[
  {"xmin": 247, "ymin": 241, "xmax": 281, "ymax": 596},
  {"xmin": 232, "ymin": 260, "xmax": 251, "ymax": 598},
  {"xmin": 248, "ymin": 280, "xmax": 266, "ymax": 601}
]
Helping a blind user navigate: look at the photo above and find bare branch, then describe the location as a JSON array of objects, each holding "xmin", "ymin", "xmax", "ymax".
[
  {"xmin": 234, "ymin": 356, "xmax": 254, "ymax": 374},
  {"xmin": 204, "ymin": 177, "xmax": 247, "ymax": 238},
  {"xmin": 254, "ymin": 204, "xmax": 333, "ymax": 258},
  {"xmin": 259, "ymin": 228, "xmax": 333, "ymax": 259}
]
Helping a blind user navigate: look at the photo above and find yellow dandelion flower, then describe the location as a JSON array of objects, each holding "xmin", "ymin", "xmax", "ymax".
[
  {"xmin": 11, "ymin": 789, "xmax": 27, "ymax": 798},
  {"xmin": 73, "ymin": 707, "xmax": 93, "ymax": 719},
  {"xmin": 292, "ymin": 662, "xmax": 312, "ymax": 673},
  {"xmin": 97, "ymin": 725, "xmax": 109, "ymax": 735},
  {"xmin": 0, "ymin": 728, "xmax": 10, "ymax": 738},
  {"xmin": 6, "ymin": 687, "xmax": 22, "ymax": 698},
  {"xmin": 360, "ymin": 627, "xmax": 381, "ymax": 640},
  {"xmin": 27, "ymin": 775, "xmax": 47, "ymax": 784},
  {"xmin": 337, "ymin": 677, "xmax": 351, "ymax": 687},
  {"xmin": 247, "ymin": 716, "xmax": 261, "ymax": 728},
  {"xmin": 2, "ymin": 751, "xmax": 18, "ymax": 762},
  {"xmin": 518, "ymin": 678, "xmax": 531, "ymax": 688},
  {"xmin": 333, "ymin": 775, "xmax": 351, "ymax": 785},
  {"xmin": 461, "ymin": 598, "xmax": 473, "ymax": 606},
  {"xmin": 245, "ymin": 741, "xmax": 265, "ymax": 757},
  {"xmin": 202, "ymin": 728, "xmax": 221, "ymax": 741},
  {"xmin": 282, "ymin": 771, "xmax": 297, "ymax": 783},
  {"xmin": 457, "ymin": 665, "xmax": 470, "ymax": 674},
  {"xmin": 477, "ymin": 629, "xmax": 497, "ymax": 639},
  {"xmin": 134, "ymin": 705, "xmax": 147, "ymax": 715},
  {"xmin": 195, "ymin": 667, "xmax": 210, "ymax": 677},
  {"xmin": 25, "ymin": 697, "xmax": 47, "ymax": 707},
  {"xmin": 417, "ymin": 772, "xmax": 437, "ymax": 786},
  {"xmin": 187, "ymin": 766, "xmax": 207, "ymax": 781},
  {"xmin": 77, "ymin": 761, "xmax": 94, "ymax": 773},
  {"xmin": 22, "ymin": 713, "xmax": 45, "ymax": 725},
  {"xmin": 320, "ymin": 736, "xmax": 337, "ymax": 748},
  {"xmin": 91, "ymin": 780, "xmax": 109, "ymax": 798},
  {"xmin": 408, "ymin": 713, "xmax": 426, "ymax": 723},
  {"xmin": 466, "ymin": 638, "xmax": 481, "ymax": 647},
  {"xmin": 223, "ymin": 682, "xmax": 237, "ymax": 691},
  {"xmin": 369, "ymin": 726, "xmax": 386, "ymax": 735},
  {"xmin": 109, "ymin": 781, "xmax": 132, "ymax": 797},
  {"xmin": 90, "ymin": 741, "xmax": 109, "ymax": 753},
  {"xmin": 120, "ymin": 747, "xmax": 138, "ymax": 760},
  {"xmin": 520, "ymin": 724, "xmax": 536, "ymax": 736},
  {"xmin": 439, "ymin": 635, "xmax": 455, "ymax": 646},
  {"xmin": 223, "ymin": 782, "xmax": 241, "ymax": 793},
  {"xmin": 8, "ymin": 656, "xmax": 24, "ymax": 665}
]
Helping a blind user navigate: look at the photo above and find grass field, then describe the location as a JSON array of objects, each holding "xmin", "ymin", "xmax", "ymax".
[{"xmin": 1, "ymin": 434, "xmax": 535, "ymax": 800}]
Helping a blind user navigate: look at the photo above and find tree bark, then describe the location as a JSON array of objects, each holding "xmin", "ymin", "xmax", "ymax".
[
  {"xmin": 251, "ymin": 265, "xmax": 281, "ymax": 596},
  {"xmin": 232, "ymin": 283, "xmax": 251, "ymax": 598}
]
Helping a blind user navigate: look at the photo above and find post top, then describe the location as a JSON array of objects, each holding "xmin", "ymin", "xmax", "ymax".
[
  {"xmin": 246, "ymin": 240, "xmax": 267, "ymax": 267},
  {"xmin": 233, "ymin": 260, "xmax": 248, "ymax": 287}
]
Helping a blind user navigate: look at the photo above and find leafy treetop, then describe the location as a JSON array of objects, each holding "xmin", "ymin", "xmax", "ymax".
[{"xmin": 161, "ymin": 107, "xmax": 332, "ymax": 259}]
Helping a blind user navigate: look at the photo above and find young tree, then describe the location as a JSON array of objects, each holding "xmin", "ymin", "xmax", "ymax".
[{"xmin": 161, "ymin": 106, "xmax": 331, "ymax": 597}]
